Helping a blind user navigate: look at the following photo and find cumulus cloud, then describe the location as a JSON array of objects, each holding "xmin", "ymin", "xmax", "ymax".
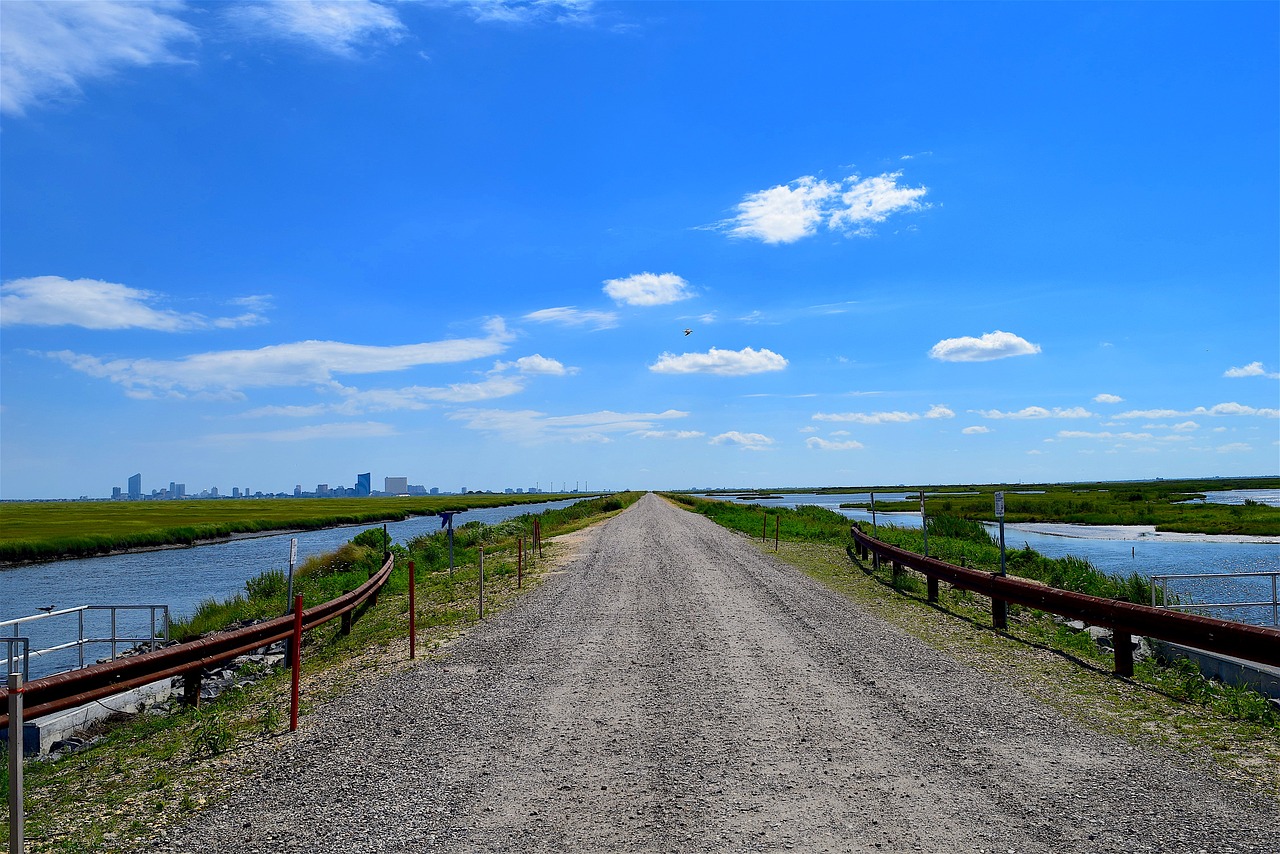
[
  {"xmin": 602, "ymin": 272, "xmax": 692, "ymax": 306},
  {"xmin": 49, "ymin": 318, "xmax": 514, "ymax": 398},
  {"xmin": 1117, "ymin": 403, "xmax": 1279, "ymax": 419},
  {"xmin": 1, "ymin": 276, "xmax": 268, "ymax": 330},
  {"xmin": 451, "ymin": 407, "xmax": 688, "ymax": 444},
  {"xmin": 522, "ymin": 306, "xmax": 618, "ymax": 330},
  {"xmin": 632, "ymin": 430, "xmax": 705, "ymax": 440},
  {"xmin": 0, "ymin": 0, "xmax": 197, "ymax": 116},
  {"xmin": 710, "ymin": 431, "xmax": 774, "ymax": 451},
  {"xmin": 650, "ymin": 346, "xmax": 787, "ymax": 377},
  {"xmin": 1224, "ymin": 361, "xmax": 1280, "ymax": 379},
  {"xmin": 230, "ymin": 0, "xmax": 405, "ymax": 57},
  {"xmin": 806, "ymin": 437, "xmax": 864, "ymax": 451},
  {"xmin": 813, "ymin": 404, "xmax": 954, "ymax": 424},
  {"xmin": 494, "ymin": 354, "xmax": 577, "ymax": 376},
  {"xmin": 974, "ymin": 406, "xmax": 1093, "ymax": 420},
  {"xmin": 1217, "ymin": 443, "xmax": 1252, "ymax": 453},
  {"xmin": 1093, "ymin": 393, "xmax": 1124, "ymax": 404},
  {"xmin": 929, "ymin": 331, "xmax": 1041, "ymax": 362},
  {"xmin": 1058, "ymin": 430, "xmax": 1156, "ymax": 441},
  {"xmin": 962, "ymin": 426, "xmax": 990, "ymax": 435},
  {"xmin": 439, "ymin": 0, "xmax": 596, "ymax": 26},
  {"xmin": 718, "ymin": 172, "xmax": 928, "ymax": 244}
]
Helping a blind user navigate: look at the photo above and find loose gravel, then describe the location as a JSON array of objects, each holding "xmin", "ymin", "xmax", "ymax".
[{"xmin": 158, "ymin": 493, "xmax": 1279, "ymax": 853}]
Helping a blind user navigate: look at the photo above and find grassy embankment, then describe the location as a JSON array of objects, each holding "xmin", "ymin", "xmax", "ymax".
[
  {"xmin": 0, "ymin": 493, "xmax": 586, "ymax": 564},
  {"xmin": 666, "ymin": 494, "xmax": 1280, "ymax": 794},
  {"xmin": 1, "ymin": 493, "xmax": 641, "ymax": 853},
  {"xmin": 838, "ymin": 477, "xmax": 1280, "ymax": 537}
]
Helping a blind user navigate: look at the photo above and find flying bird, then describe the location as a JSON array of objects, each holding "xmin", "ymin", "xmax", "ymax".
[{"xmin": 683, "ymin": 328, "xmax": 692, "ymax": 336}]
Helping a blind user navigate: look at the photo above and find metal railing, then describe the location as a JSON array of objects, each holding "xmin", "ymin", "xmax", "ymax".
[
  {"xmin": 1, "ymin": 604, "xmax": 170, "ymax": 677},
  {"xmin": 1150, "ymin": 571, "xmax": 1279, "ymax": 627},
  {"xmin": 850, "ymin": 526, "xmax": 1280, "ymax": 677},
  {"xmin": 4, "ymin": 637, "xmax": 30, "ymax": 683}
]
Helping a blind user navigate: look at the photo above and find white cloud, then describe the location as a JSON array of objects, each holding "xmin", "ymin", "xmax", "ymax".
[
  {"xmin": 0, "ymin": 0, "xmax": 197, "ymax": 116},
  {"xmin": 602, "ymin": 272, "xmax": 692, "ymax": 306},
  {"xmin": 1218, "ymin": 442, "xmax": 1252, "ymax": 453},
  {"xmin": 806, "ymin": 437, "xmax": 865, "ymax": 451},
  {"xmin": 975, "ymin": 406, "xmax": 1093, "ymax": 420},
  {"xmin": 451, "ymin": 407, "xmax": 687, "ymax": 443},
  {"xmin": 522, "ymin": 306, "xmax": 618, "ymax": 330},
  {"xmin": 230, "ymin": 0, "xmax": 405, "ymax": 57},
  {"xmin": 813, "ymin": 404, "xmax": 952, "ymax": 424},
  {"xmin": 719, "ymin": 172, "xmax": 928, "ymax": 244},
  {"xmin": 440, "ymin": 0, "xmax": 596, "ymax": 26},
  {"xmin": 494, "ymin": 354, "xmax": 577, "ymax": 376},
  {"xmin": 929, "ymin": 331, "xmax": 1041, "ymax": 362},
  {"xmin": 49, "ymin": 318, "xmax": 513, "ymax": 397},
  {"xmin": 1093, "ymin": 393, "xmax": 1124, "ymax": 404},
  {"xmin": 1, "ymin": 276, "xmax": 267, "ymax": 330},
  {"xmin": 1224, "ymin": 361, "xmax": 1280, "ymax": 379},
  {"xmin": 1172, "ymin": 421, "xmax": 1198, "ymax": 432},
  {"xmin": 962, "ymin": 426, "xmax": 990, "ymax": 435},
  {"xmin": 710, "ymin": 431, "xmax": 774, "ymax": 451},
  {"xmin": 1117, "ymin": 402, "xmax": 1280, "ymax": 419},
  {"xmin": 1058, "ymin": 431, "xmax": 1155, "ymax": 441},
  {"xmin": 798, "ymin": 426, "xmax": 819, "ymax": 434},
  {"xmin": 632, "ymin": 430, "xmax": 705, "ymax": 440},
  {"xmin": 205, "ymin": 421, "xmax": 397, "ymax": 444},
  {"xmin": 650, "ymin": 346, "xmax": 787, "ymax": 377}
]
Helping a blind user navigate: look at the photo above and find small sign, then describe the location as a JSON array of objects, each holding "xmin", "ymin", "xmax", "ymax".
[
  {"xmin": 994, "ymin": 492, "xmax": 1005, "ymax": 518},
  {"xmin": 289, "ymin": 537, "xmax": 298, "ymax": 565},
  {"xmin": 919, "ymin": 493, "xmax": 926, "ymax": 514}
]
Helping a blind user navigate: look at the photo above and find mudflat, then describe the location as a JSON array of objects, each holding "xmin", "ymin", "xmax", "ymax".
[{"xmin": 162, "ymin": 493, "xmax": 1278, "ymax": 853}]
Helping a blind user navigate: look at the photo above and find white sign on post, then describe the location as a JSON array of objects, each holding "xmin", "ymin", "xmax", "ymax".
[
  {"xmin": 994, "ymin": 492, "xmax": 1005, "ymax": 518},
  {"xmin": 289, "ymin": 537, "xmax": 298, "ymax": 565}
]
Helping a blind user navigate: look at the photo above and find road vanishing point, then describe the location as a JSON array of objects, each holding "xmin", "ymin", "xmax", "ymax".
[{"xmin": 164, "ymin": 494, "xmax": 1278, "ymax": 853}]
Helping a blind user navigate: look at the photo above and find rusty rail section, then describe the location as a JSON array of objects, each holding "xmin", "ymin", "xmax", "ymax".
[
  {"xmin": 850, "ymin": 527, "xmax": 1280, "ymax": 677},
  {"xmin": 0, "ymin": 554, "xmax": 394, "ymax": 728}
]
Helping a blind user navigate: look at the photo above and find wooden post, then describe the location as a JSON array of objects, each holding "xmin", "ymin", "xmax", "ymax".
[
  {"xmin": 1113, "ymin": 629, "xmax": 1134, "ymax": 677},
  {"xmin": 892, "ymin": 560, "xmax": 903, "ymax": 584},
  {"xmin": 927, "ymin": 575, "xmax": 939, "ymax": 603},
  {"xmin": 518, "ymin": 538, "xmax": 523, "ymax": 589},
  {"xmin": 992, "ymin": 597, "xmax": 1007, "ymax": 631},
  {"xmin": 290, "ymin": 594, "xmax": 303, "ymax": 732},
  {"xmin": 478, "ymin": 546, "xmax": 485, "ymax": 620},
  {"xmin": 762, "ymin": 515, "xmax": 767, "ymax": 542},
  {"xmin": 408, "ymin": 560, "xmax": 416, "ymax": 660},
  {"xmin": 182, "ymin": 668, "xmax": 202, "ymax": 708},
  {"xmin": 774, "ymin": 516, "xmax": 779, "ymax": 551}
]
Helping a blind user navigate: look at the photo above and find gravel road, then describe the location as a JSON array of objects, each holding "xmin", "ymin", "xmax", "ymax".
[{"xmin": 161, "ymin": 493, "xmax": 1278, "ymax": 853}]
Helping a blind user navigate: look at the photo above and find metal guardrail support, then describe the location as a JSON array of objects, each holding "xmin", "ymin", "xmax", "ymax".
[
  {"xmin": 4, "ymin": 638, "xmax": 30, "ymax": 684},
  {"xmin": 1, "ymin": 605, "xmax": 170, "ymax": 679},
  {"xmin": 8, "ymin": 671, "xmax": 24, "ymax": 854},
  {"xmin": 850, "ymin": 526, "xmax": 1280, "ymax": 674}
]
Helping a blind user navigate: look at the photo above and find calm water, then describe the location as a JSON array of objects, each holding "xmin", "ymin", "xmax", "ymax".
[
  {"xmin": 704, "ymin": 491, "xmax": 1280, "ymax": 626},
  {"xmin": 2, "ymin": 498, "xmax": 585, "ymax": 678}
]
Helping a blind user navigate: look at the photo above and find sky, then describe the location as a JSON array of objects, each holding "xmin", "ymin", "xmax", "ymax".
[{"xmin": 1, "ymin": 0, "xmax": 1277, "ymax": 500}]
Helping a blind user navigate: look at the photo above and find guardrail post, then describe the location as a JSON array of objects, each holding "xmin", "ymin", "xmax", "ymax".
[
  {"xmin": 992, "ymin": 595, "xmax": 1007, "ymax": 631},
  {"xmin": 478, "ymin": 546, "xmax": 485, "ymax": 620},
  {"xmin": 290, "ymin": 594, "xmax": 303, "ymax": 732},
  {"xmin": 891, "ymin": 561, "xmax": 903, "ymax": 584},
  {"xmin": 927, "ymin": 575, "xmax": 939, "ymax": 603},
  {"xmin": 518, "ymin": 538, "xmax": 524, "ymax": 589},
  {"xmin": 9, "ymin": 672, "xmax": 24, "ymax": 854},
  {"xmin": 182, "ymin": 668, "xmax": 202, "ymax": 708},
  {"xmin": 1113, "ymin": 629, "xmax": 1134, "ymax": 678}
]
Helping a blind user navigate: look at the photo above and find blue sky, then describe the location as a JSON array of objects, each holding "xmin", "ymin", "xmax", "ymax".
[{"xmin": 1, "ymin": 0, "xmax": 1277, "ymax": 500}]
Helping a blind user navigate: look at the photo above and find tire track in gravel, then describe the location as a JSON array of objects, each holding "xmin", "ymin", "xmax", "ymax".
[{"xmin": 161, "ymin": 493, "xmax": 1278, "ymax": 853}]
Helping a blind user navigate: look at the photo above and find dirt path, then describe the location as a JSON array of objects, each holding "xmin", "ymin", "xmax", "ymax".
[{"xmin": 160, "ymin": 493, "xmax": 1277, "ymax": 853}]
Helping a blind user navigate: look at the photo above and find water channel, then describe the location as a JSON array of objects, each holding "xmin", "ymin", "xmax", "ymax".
[{"xmin": 2, "ymin": 498, "xmax": 586, "ymax": 679}]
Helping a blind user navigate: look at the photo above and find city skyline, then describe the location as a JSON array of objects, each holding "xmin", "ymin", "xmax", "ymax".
[{"xmin": 2, "ymin": 2, "xmax": 1277, "ymax": 500}]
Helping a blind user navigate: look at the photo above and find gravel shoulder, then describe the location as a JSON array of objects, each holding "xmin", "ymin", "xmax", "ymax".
[{"xmin": 159, "ymin": 493, "xmax": 1279, "ymax": 853}]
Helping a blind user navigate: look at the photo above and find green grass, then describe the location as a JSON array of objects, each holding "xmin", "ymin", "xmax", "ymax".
[
  {"xmin": 841, "ymin": 476, "xmax": 1279, "ymax": 536},
  {"xmin": 0, "ymin": 493, "xmax": 590, "ymax": 563},
  {"xmin": 1, "ymin": 492, "xmax": 641, "ymax": 852}
]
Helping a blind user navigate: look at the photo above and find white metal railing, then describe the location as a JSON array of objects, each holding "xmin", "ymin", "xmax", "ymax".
[
  {"xmin": 4, "ymin": 636, "xmax": 30, "ymax": 683},
  {"xmin": 1, "ymin": 604, "xmax": 170, "ymax": 678},
  {"xmin": 1150, "ymin": 571, "xmax": 1279, "ymax": 627}
]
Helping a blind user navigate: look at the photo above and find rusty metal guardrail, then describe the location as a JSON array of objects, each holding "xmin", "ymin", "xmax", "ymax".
[
  {"xmin": 1, "ymin": 554, "xmax": 394, "ymax": 728},
  {"xmin": 850, "ymin": 526, "xmax": 1280, "ymax": 677}
]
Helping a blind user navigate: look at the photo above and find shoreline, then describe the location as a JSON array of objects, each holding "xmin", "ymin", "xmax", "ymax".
[{"xmin": 1000, "ymin": 521, "xmax": 1280, "ymax": 545}]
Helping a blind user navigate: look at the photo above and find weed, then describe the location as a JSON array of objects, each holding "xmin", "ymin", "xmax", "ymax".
[{"xmin": 189, "ymin": 708, "xmax": 234, "ymax": 759}]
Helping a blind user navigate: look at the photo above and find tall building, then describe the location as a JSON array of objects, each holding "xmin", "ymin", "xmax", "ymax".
[
  {"xmin": 356, "ymin": 473, "xmax": 371, "ymax": 497},
  {"xmin": 112, "ymin": 486, "xmax": 122, "ymax": 500},
  {"xmin": 384, "ymin": 476, "xmax": 408, "ymax": 495},
  {"xmin": 127, "ymin": 473, "xmax": 142, "ymax": 500}
]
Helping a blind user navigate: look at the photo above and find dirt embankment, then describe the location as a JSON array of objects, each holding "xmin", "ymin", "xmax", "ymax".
[{"xmin": 159, "ymin": 493, "xmax": 1278, "ymax": 853}]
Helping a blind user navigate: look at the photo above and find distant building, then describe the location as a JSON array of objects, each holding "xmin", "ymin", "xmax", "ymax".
[
  {"xmin": 209, "ymin": 486, "xmax": 219, "ymax": 497},
  {"xmin": 295, "ymin": 484, "xmax": 302, "ymax": 497},
  {"xmin": 408, "ymin": 484, "xmax": 427, "ymax": 496},
  {"xmin": 232, "ymin": 487, "xmax": 241, "ymax": 498},
  {"xmin": 385, "ymin": 476, "xmax": 408, "ymax": 495},
  {"xmin": 128, "ymin": 473, "xmax": 141, "ymax": 500},
  {"xmin": 429, "ymin": 487, "xmax": 439, "ymax": 495},
  {"xmin": 176, "ymin": 483, "xmax": 186, "ymax": 498},
  {"xmin": 356, "ymin": 473, "xmax": 371, "ymax": 497},
  {"xmin": 112, "ymin": 486, "xmax": 122, "ymax": 500}
]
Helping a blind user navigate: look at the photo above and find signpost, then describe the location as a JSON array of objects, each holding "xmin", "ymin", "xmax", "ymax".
[
  {"xmin": 285, "ymin": 537, "xmax": 298, "ymax": 614},
  {"xmin": 440, "ymin": 511, "xmax": 458, "ymax": 577},
  {"xmin": 993, "ymin": 491, "xmax": 1007, "ymax": 630},
  {"xmin": 920, "ymin": 491, "xmax": 929, "ymax": 558}
]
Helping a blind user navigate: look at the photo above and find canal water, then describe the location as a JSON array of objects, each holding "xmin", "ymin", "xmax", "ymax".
[
  {"xmin": 2, "ymin": 498, "xmax": 585, "ymax": 679},
  {"xmin": 706, "ymin": 491, "xmax": 1280, "ymax": 628}
]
